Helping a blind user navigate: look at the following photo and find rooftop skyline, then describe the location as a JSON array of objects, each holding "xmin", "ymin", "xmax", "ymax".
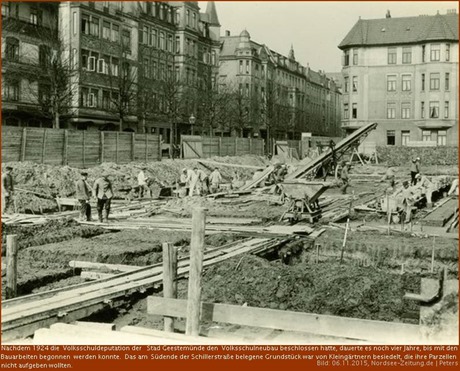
[{"xmin": 200, "ymin": 1, "xmax": 459, "ymax": 72}]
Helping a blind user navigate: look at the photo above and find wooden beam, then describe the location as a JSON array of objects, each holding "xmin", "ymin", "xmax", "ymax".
[
  {"xmin": 162, "ymin": 243, "xmax": 178, "ymax": 332},
  {"xmin": 63, "ymin": 130, "xmax": 69, "ymax": 165},
  {"xmin": 186, "ymin": 208, "xmax": 206, "ymax": 336},
  {"xmin": 6, "ymin": 235, "xmax": 18, "ymax": 299},
  {"xmin": 69, "ymin": 261, "xmax": 141, "ymax": 272},
  {"xmin": 148, "ymin": 297, "xmax": 422, "ymax": 344},
  {"xmin": 197, "ymin": 159, "xmax": 264, "ymax": 170},
  {"xmin": 41, "ymin": 129, "xmax": 47, "ymax": 164},
  {"xmin": 20, "ymin": 128, "xmax": 27, "ymax": 162},
  {"xmin": 100, "ymin": 131, "xmax": 104, "ymax": 164}
]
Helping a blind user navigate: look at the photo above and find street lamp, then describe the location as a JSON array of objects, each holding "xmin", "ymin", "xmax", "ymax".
[{"xmin": 189, "ymin": 114, "xmax": 196, "ymax": 135}]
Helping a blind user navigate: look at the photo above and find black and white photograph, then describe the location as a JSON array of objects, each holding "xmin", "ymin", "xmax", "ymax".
[{"xmin": 1, "ymin": 0, "xmax": 458, "ymax": 347}]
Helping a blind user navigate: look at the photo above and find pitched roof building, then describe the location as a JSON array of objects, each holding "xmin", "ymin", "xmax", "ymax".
[{"xmin": 339, "ymin": 10, "xmax": 458, "ymax": 147}]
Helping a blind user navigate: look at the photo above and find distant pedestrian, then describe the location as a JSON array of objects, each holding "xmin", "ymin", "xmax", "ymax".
[
  {"xmin": 208, "ymin": 168, "xmax": 223, "ymax": 194},
  {"xmin": 340, "ymin": 161, "xmax": 351, "ymax": 194},
  {"xmin": 75, "ymin": 171, "xmax": 92, "ymax": 221},
  {"xmin": 186, "ymin": 168, "xmax": 199, "ymax": 196},
  {"xmin": 401, "ymin": 180, "xmax": 415, "ymax": 225},
  {"xmin": 93, "ymin": 173, "xmax": 114, "ymax": 223},
  {"xmin": 137, "ymin": 168, "xmax": 151, "ymax": 199},
  {"xmin": 410, "ymin": 157, "xmax": 420, "ymax": 185},
  {"xmin": 382, "ymin": 166, "xmax": 396, "ymax": 189},
  {"xmin": 1, "ymin": 166, "xmax": 14, "ymax": 215}
]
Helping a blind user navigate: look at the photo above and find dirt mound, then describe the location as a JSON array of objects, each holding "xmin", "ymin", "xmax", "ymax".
[
  {"xmin": 200, "ymin": 254, "xmax": 420, "ymax": 322},
  {"xmin": 2, "ymin": 156, "xmax": 270, "ymax": 213}
]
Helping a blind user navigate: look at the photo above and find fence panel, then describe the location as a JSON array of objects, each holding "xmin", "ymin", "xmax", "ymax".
[
  {"xmin": 2, "ymin": 127, "xmax": 23, "ymax": 163},
  {"xmin": 24, "ymin": 128, "xmax": 46, "ymax": 163},
  {"xmin": 43, "ymin": 129, "xmax": 65, "ymax": 165}
]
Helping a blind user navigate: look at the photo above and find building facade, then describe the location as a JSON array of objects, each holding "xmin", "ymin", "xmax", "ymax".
[
  {"xmin": 219, "ymin": 30, "xmax": 342, "ymax": 140},
  {"xmin": 339, "ymin": 10, "xmax": 458, "ymax": 146}
]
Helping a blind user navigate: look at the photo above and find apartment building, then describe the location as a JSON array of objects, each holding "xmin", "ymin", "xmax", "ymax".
[
  {"xmin": 219, "ymin": 29, "xmax": 342, "ymax": 140},
  {"xmin": 339, "ymin": 10, "xmax": 458, "ymax": 146}
]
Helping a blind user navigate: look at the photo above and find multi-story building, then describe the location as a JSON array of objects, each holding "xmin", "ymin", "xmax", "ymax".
[
  {"xmin": 219, "ymin": 29, "xmax": 342, "ymax": 141},
  {"xmin": 1, "ymin": 1, "xmax": 59, "ymax": 128},
  {"xmin": 2, "ymin": 1, "xmax": 220, "ymax": 136},
  {"xmin": 339, "ymin": 10, "xmax": 458, "ymax": 146}
]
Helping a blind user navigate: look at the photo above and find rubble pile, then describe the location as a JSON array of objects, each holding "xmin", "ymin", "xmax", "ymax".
[{"xmin": 377, "ymin": 146, "xmax": 458, "ymax": 166}]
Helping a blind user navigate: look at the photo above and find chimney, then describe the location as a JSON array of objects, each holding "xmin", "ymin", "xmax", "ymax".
[
  {"xmin": 386, "ymin": 10, "xmax": 391, "ymax": 18},
  {"xmin": 225, "ymin": 30, "xmax": 230, "ymax": 36}
]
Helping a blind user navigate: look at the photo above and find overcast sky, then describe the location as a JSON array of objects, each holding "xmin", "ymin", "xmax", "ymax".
[{"xmin": 199, "ymin": 1, "xmax": 459, "ymax": 72}]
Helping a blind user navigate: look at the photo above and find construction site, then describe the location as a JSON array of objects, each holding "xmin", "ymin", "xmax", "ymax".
[{"xmin": 1, "ymin": 123, "xmax": 459, "ymax": 345}]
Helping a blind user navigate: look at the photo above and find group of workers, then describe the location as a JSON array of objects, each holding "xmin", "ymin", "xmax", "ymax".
[{"xmin": 179, "ymin": 167, "xmax": 223, "ymax": 196}]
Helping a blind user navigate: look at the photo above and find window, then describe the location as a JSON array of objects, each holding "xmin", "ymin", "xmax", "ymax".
[
  {"xmin": 97, "ymin": 58, "xmax": 106, "ymax": 73},
  {"xmin": 429, "ymin": 101, "xmax": 439, "ymax": 118},
  {"xmin": 73, "ymin": 12, "xmax": 77, "ymax": 35},
  {"xmin": 387, "ymin": 47, "xmax": 397, "ymax": 64},
  {"xmin": 246, "ymin": 61, "xmax": 249, "ymax": 74},
  {"xmin": 159, "ymin": 32, "xmax": 165, "ymax": 50},
  {"xmin": 168, "ymin": 35, "xmax": 173, "ymax": 52},
  {"xmin": 421, "ymin": 101, "xmax": 425, "ymax": 119},
  {"xmin": 444, "ymin": 101, "xmax": 449, "ymax": 119},
  {"xmin": 141, "ymin": 26, "xmax": 148, "ymax": 44},
  {"xmin": 430, "ymin": 44, "xmax": 440, "ymax": 61},
  {"xmin": 344, "ymin": 77, "xmax": 349, "ymax": 93},
  {"xmin": 352, "ymin": 76, "xmax": 358, "ymax": 92},
  {"xmin": 387, "ymin": 130, "xmax": 395, "ymax": 146},
  {"xmin": 343, "ymin": 50, "xmax": 349, "ymax": 66},
  {"xmin": 112, "ymin": 24, "xmax": 119, "ymax": 42},
  {"xmin": 152, "ymin": 61, "xmax": 157, "ymax": 79},
  {"xmin": 122, "ymin": 29, "xmax": 131, "ymax": 49},
  {"xmin": 401, "ymin": 131, "xmax": 410, "ymax": 146},
  {"xmin": 402, "ymin": 47, "xmax": 412, "ymax": 64},
  {"xmin": 150, "ymin": 29, "xmax": 157, "ymax": 47},
  {"xmin": 446, "ymin": 44, "xmax": 450, "ymax": 61},
  {"xmin": 2, "ymin": 3, "xmax": 10, "ymax": 16},
  {"xmin": 4, "ymin": 80, "xmax": 19, "ymax": 101},
  {"xmin": 352, "ymin": 50, "xmax": 358, "ymax": 65},
  {"xmin": 437, "ymin": 130, "xmax": 447, "ymax": 146},
  {"xmin": 387, "ymin": 103, "xmax": 396, "ymax": 119},
  {"xmin": 90, "ymin": 17, "xmax": 99, "ymax": 37},
  {"xmin": 422, "ymin": 130, "xmax": 431, "ymax": 142},
  {"xmin": 143, "ymin": 58, "xmax": 149, "ymax": 78},
  {"xmin": 401, "ymin": 102, "xmax": 411, "ymax": 119},
  {"xmin": 192, "ymin": 12, "xmax": 196, "ymax": 28},
  {"xmin": 421, "ymin": 74, "xmax": 425, "ymax": 91},
  {"xmin": 343, "ymin": 103, "xmax": 349, "ymax": 119},
  {"xmin": 72, "ymin": 48, "xmax": 77, "ymax": 69},
  {"xmin": 211, "ymin": 51, "xmax": 216, "ymax": 65},
  {"xmin": 402, "ymin": 75, "xmax": 411, "ymax": 91},
  {"xmin": 102, "ymin": 90, "xmax": 110, "ymax": 110},
  {"xmin": 88, "ymin": 56, "xmax": 96, "ymax": 71},
  {"xmin": 445, "ymin": 73, "xmax": 450, "ymax": 91},
  {"xmin": 81, "ymin": 14, "xmax": 89, "ymax": 34},
  {"xmin": 422, "ymin": 45, "xmax": 426, "ymax": 62},
  {"xmin": 429, "ymin": 73, "xmax": 440, "ymax": 90},
  {"xmin": 387, "ymin": 75, "xmax": 396, "ymax": 91},
  {"xmin": 30, "ymin": 9, "xmax": 42, "ymax": 25},
  {"xmin": 6, "ymin": 37, "xmax": 19, "ymax": 62},
  {"xmin": 352, "ymin": 103, "xmax": 357, "ymax": 119},
  {"xmin": 103, "ymin": 21, "xmax": 110, "ymax": 40},
  {"xmin": 39, "ymin": 45, "xmax": 50, "ymax": 67},
  {"xmin": 239, "ymin": 60, "xmax": 243, "ymax": 74},
  {"xmin": 175, "ymin": 36, "xmax": 180, "ymax": 54},
  {"xmin": 111, "ymin": 57, "xmax": 119, "ymax": 76},
  {"xmin": 186, "ymin": 10, "xmax": 190, "ymax": 26}
]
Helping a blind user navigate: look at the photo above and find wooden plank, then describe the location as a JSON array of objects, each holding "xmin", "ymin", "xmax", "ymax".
[
  {"xmin": 162, "ymin": 243, "xmax": 178, "ymax": 332},
  {"xmin": 197, "ymin": 159, "xmax": 264, "ymax": 170},
  {"xmin": 41, "ymin": 129, "xmax": 47, "ymax": 164},
  {"xmin": 147, "ymin": 297, "xmax": 422, "ymax": 344},
  {"xmin": 21, "ymin": 128, "xmax": 27, "ymax": 162},
  {"xmin": 6, "ymin": 235, "xmax": 18, "ymax": 299},
  {"xmin": 68, "ymin": 261, "xmax": 141, "ymax": 272}
]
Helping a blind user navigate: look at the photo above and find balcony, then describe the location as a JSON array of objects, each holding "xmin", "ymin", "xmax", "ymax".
[
  {"xmin": 2, "ymin": 15, "xmax": 58, "ymax": 40},
  {"xmin": 414, "ymin": 119, "xmax": 456, "ymax": 130},
  {"xmin": 341, "ymin": 120, "xmax": 367, "ymax": 130}
]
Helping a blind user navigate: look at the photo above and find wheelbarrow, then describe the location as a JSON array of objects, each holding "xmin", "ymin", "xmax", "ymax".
[{"xmin": 278, "ymin": 180, "xmax": 331, "ymax": 224}]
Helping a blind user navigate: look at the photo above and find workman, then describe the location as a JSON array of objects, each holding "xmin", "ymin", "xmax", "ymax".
[
  {"xmin": 208, "ymin": 168, "xmax": 223, "ymax": 194},
  {"xmin": 340, "ymin": 161, "xmax": 351, "ymax": 194},
  {"xmin": 448, "ymin": 178, "xmax": 459, "ymax": 197},
  {"xmin": 196, "ymin": 168, "xmax": 208, "ymax": 195},
  {"xmin": 382, "ymin": 167, "xmax": 396, "ymax": 189},
  {"xmin": 137, "ymin": 167, "xmax": 150, "ymax": 199},
  {"xmin": 1, "ymin": 166, "xmax": 14, "ymax": 215},
  {"xmin": 410, "ymin": 157, "xmax": 420, "ymax": 185},
  {"xmin": 93, "ymin": 173, "xmax": 114, "ymax": 223},
  {"xmin": 75, "ymin": 171, "xmax": 92, "ymax": 221},
  {"xmin": 186, "ymin": 168, "xmax": 199, "ymax": 196},
  {"xmin": 401, "ymin": 180, "xmax": 415, "ymax": 225}
]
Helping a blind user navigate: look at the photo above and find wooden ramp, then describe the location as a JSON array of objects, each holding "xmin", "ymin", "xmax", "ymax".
[{"xmin": 422, "ymin": 198, "xmax": 458, "ymax": 227}]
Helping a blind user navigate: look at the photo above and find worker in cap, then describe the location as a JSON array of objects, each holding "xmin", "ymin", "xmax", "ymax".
[
  {"xmin": 340, "ymin": 161, "xmax": 351, "ymax": 194},
  {"xmin": 2, "ymin": 166, "xmax": 14, "ymax": 214},
  {"xmin": 75, "ymin": 171, "xmax": 92, "ymax": 221},
  {"xmin": 410, "ymin": 158, "xmax": 419, "ymax": 186},
  {"xmin": 93, "ymin": 172, "xmax": 114, "ymax": 223}
]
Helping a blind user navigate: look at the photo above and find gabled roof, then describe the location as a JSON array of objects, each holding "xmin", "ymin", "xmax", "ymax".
[{"xmin": 339, "ymin": 13, "xmax": 458, "ymax": 49}]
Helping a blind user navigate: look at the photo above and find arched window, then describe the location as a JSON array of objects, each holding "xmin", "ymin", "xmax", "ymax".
[{"xmin": 6, "ymin": 37, "xmax": 19, "ymax": 62}]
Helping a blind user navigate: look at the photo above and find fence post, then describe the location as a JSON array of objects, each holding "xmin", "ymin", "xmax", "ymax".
[
  {"xmin": 63, "ymin": 130, "xmax": 68, "ymax": 165},
  {"xmin": 162, "ymin": 242, "xmax": 178, "ymax": 332},
  {"xmin": 185, "ymin": 207, "xmax": 206, "ymax": 336},
  {"xmin": 21, "ymin": 128, "xmax": 27, "ymax": 162},
  {"xmin": 131, "ymin": 132, "xmax": 135, "ymax": 162},
  {"xmin": 82, "ymin": 130, "xmax": 86, "ymax": 167},
  {"xmin": 218, "ymin": 137, "xmax": 222, "ymax": 156},
  {"xmin": 179, "ymin": 136, "xmax": 183, "ymax": 159},
  {"xmin": 41, "ymin": 129, "xmax": 47, "ymax": 164},
  {"xmin": 158, "ymin": 135, "xmax": 162, "ymax": 161},
  {"xmin": 100, "ymin": 131, "xmax": 105, "ymax": 164},
  {"xmin": 145, "ymin": 134, "xmax": 148, "ymax": 162},
  {"xmin": 116, "ymin": 132, "xmax": 119, "ymax": 164},
  {"xmin": 249, "ymin": 138, "xmax": 252, "ymax": 155},
  {"xmin": 6, "ymin": 235, "xmax": 18, "ymax": 299},
  {"xmin": 234, "ymin": 137, "xmax": 238, "ymax": 156}
]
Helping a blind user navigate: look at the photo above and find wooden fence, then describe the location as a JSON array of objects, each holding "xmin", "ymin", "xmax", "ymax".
[
  {"xmin": 181, "ymin": 135, "xmax": 265, "ymax": 159},
  {"xmin": 1, "ymin": 126, "xmax": 162, "ymax": 167}
]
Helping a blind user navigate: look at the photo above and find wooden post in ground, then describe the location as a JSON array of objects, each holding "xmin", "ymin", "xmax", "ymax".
[
  {"xmin": 386, "ymin": 193, "xmax": 391, "ymax": 236},
  {"xmin": 430, "ymin": 236, "xmax": 436, "ymax": 273},
  {"xmin": 185, "ymin": 207, "xmax": 206, "ymax": 336},
  {"xmin": 162, "ymin": 242, "xmax": 178, "ymax": 332},
  {"xmin": 6, "ymin": 235, "xmax": 18, "ymax": 299},
  {"xmin": 339, "ymin": 219, "xmax": 349, "ymax": 265},
  {"xmin": 21, "ymin": 128, "xmax": 27, "ymax": 162}
]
